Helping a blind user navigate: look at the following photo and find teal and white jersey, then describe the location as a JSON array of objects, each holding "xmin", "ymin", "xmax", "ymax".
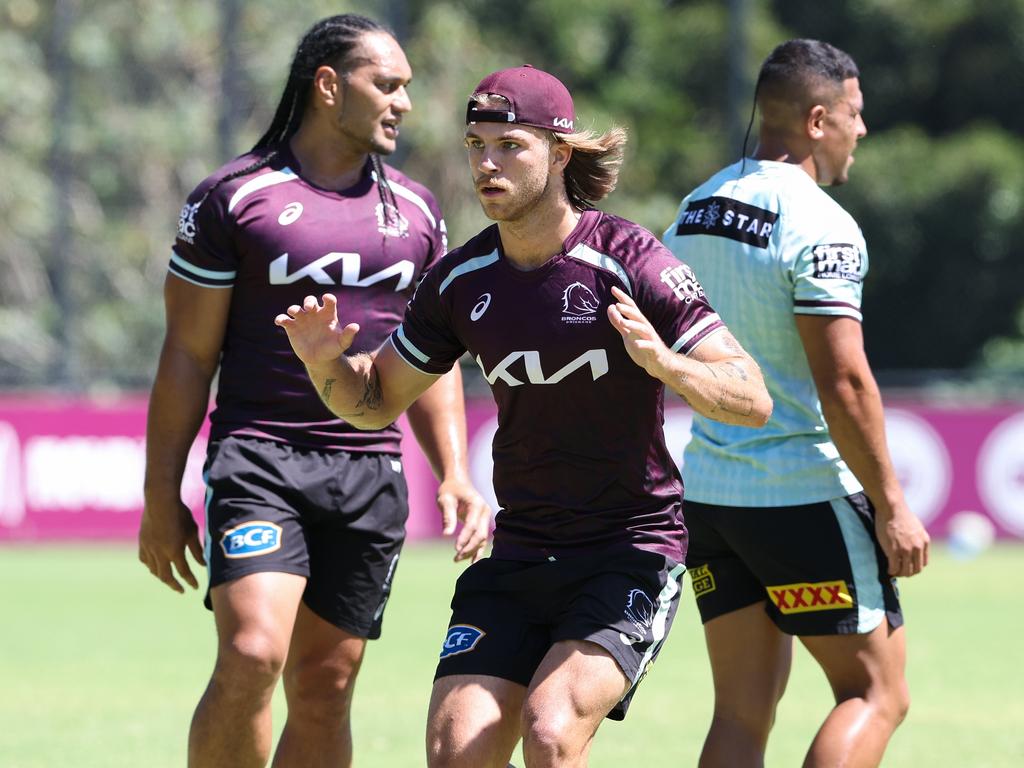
[{"xmin": 663, "ymin": 159, "xmax": 866, "ymax": 506}]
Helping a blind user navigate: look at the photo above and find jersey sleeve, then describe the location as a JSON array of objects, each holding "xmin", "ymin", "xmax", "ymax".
[
  {"xmin": 631, "ymin": 238, "xmax": 726, "ymax": 356},
  {"xmin": 389, "ymin": 257, "xmax": 465, "ymax": 376},
  {"xmin": 790, "ymin": 214, "xmax": 869, "ymax": 322},
  {"xmin": 168, "ymin": 181, "xmax": 238, "ymax": 289}
]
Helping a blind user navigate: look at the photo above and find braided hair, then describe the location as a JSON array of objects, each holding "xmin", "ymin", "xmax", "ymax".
[{"xmin": 195, "ymin": 14, "xmax": 400, "ymax": 218}]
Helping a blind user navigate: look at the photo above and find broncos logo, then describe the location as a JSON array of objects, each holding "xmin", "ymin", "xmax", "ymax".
[
  {"xmin": 561, "ymin": 282, "xmax": 600, "ymax": 316},
  {"xmin": 620, "ymin": 588, "xmax": 656, "ymax": 645}
]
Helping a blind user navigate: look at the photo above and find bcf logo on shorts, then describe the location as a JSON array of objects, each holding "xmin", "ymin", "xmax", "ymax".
[
  {"xmin": 221, "ymin": 521, "xmax": 283, "ymax": 559},
  {"xmin": 439, "ymin": 624, "xmax": 485, "ymax": 659}
]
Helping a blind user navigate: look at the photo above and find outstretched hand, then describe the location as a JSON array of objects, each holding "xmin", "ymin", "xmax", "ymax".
[
  {"xmin": 607, "ymin": 286, "xmax": 668, "ymax": 374},
  {"xmin": 274, "ymin": 293, "xmax": 360, "ymax": 367},
  {"xmin": 437, "ymin": 478, "xmax": 492, "ymax": 563}
]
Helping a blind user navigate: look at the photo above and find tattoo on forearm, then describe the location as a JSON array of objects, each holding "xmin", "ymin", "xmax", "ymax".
[
  {"xmin": 320, "ymin": 378, "xmax": 335, "ymax": 405},
  {"xmin": 722, "ymin": 333, "xmax": 745, "ymax": 355},
  {"xmin": 721, "ymin": 361, "xmax": 749, "ymax": 381},
  {"xmin": 681, "ymin": 361, "xmax": 755, "ymax": 420},
  {"xmin": 355, "ymin": 366, "xmax": 383, "ymax": 411}
]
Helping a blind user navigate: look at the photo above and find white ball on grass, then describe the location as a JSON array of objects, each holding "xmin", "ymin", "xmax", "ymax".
[{"xmin": 947, "ymin": 511, "xmax": 996, "ymax": 560}]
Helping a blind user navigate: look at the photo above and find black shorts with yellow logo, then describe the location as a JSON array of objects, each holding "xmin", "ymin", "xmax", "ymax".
[
  {"xmin": 203, "ymin": 436, "xmax": 408, "ymax": 639},
  {"xmin": 684, "ymin": 493, "xmax": 902, "ymax": 635}
]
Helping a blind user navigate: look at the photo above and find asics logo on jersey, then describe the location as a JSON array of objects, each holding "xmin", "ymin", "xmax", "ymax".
[
  {"xmin": 269, "ymin": 252, "xmax": 414, "ymax": 291},
  {"xmin": 470, "ymin": 293, "xmax": 492, "ymax": 321},
  {"xmin": 278, "ymin": 202, "xmax": 303, "ymax": 226},
  {"xmin": 477, "ymin": 349, "xmax": 609, "ymax": 387},
  {"xmin": 561, "ymin": 282, "xmax": 599, "ymax": 316}
]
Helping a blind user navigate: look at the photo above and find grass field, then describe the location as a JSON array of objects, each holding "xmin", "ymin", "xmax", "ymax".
[{"xmin": 2, "ymin": 542, "xmax": 1022, "ymax": 767}]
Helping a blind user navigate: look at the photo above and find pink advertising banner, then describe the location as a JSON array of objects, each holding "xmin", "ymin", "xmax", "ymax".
[{"xmin": 1, "ymin": 397, "xmax": 1023, "ymax": 542}]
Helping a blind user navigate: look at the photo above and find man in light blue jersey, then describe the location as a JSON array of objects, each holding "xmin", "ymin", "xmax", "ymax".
[{"xmin": 664, "ymin": 39, "xmax": 930, "ymax": 767}]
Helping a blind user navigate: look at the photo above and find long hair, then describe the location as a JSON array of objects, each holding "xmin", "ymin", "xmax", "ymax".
[
  {"xmin": 557, "ymin": 127, "xmax": 628, "ymax": 210},
  {"xmin": 195, "ymin": 14, "xmax": 399, "ymax": 216}
]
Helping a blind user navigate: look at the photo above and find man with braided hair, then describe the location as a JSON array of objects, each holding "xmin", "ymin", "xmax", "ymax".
[{"xmin": 139, "ymin": 14, "xmax": 489, "ymax": 767}]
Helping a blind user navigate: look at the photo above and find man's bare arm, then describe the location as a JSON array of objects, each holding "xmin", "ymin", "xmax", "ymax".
[
  {"xmin": 607, "ymin": 286, "xmax": 772, "ymax": 427},
  {"xmin": 275, "ymin": 293, "xmax": 437, "ymax": 430},
  {"xmin": 796, "ymin": 314, "xmax": 929, "ymax": 578}
]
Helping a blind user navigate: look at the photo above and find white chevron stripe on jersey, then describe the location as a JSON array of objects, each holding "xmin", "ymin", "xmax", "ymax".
[
  {"xmin": 228, "ymin": 168, "xmax": 299, "ymax": 213},
  {"xmin": 566, "ymin": 242, "xmax": 633, "ymax": 295},
  {"xmin": 439, "ymin": 250, "xmax": 500, "ymax": 295}
]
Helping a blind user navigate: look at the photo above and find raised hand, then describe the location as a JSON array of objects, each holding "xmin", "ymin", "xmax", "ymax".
[
  {"xmin": 274, "ymin": 293, "xmax": 360, "ymax": 367},
  {"xmin": 607, "ymin": 285, "xmax": 668, "ymax": 375}
]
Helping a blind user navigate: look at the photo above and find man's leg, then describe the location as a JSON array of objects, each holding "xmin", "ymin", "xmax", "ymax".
[
  {"xmin": 189, "ymin": 571, "xmax": 306, "ymax": 768},
  {"xmin": 699, "ymin": 602, "xmax": 793, "ymax": 768},
  {"xmin": 272, "ymin": 602, "xmax": 367, "ymax": 768},
  {"xmin": 520, "ymin": 640, "xmax": 630, "ymax": 768},
  {"xmin": 799, "ymin": 622, "xmax": 909, "ymax": 768},
  {"xmin": 426, "ymin": 674, "xmax": 526, "ymax": 768}
]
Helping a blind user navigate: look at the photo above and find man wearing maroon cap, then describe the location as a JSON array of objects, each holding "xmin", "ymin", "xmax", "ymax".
[{"xmin": 276, "ymin": 65, "xmax": 773, "ymax": 766}]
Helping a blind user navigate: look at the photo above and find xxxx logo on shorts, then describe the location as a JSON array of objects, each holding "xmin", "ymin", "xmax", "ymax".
[
  {"xmin": 689, "ymin": 564, "xmax": 716, "ymax": 598},
  {"xmin": 766, "ymin": 580, "xmax": 852, "ymax": 614}
]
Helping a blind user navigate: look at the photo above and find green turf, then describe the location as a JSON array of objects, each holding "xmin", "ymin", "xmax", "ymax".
[{"xmin": 1, "ymin": 543, "xmax": 1022, "ymax": 766}]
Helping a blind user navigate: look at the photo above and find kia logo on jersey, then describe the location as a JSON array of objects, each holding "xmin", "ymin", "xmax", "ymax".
[
  {"xmin": 476, "ymin": 349, "xmax": 609, "ymax": 387},
  {"xmin": 269, "ymin": 252, "xmax": 414, "ymax": 291}
]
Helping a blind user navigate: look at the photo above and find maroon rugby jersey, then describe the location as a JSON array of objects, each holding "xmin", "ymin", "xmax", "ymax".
[
  {"xmin": 391, "ymin": 210, "xmax": 724, "ymax": 560},
  {"xmin": 170, "ymin": 144, "xmax": 445, "ymax": 452}
]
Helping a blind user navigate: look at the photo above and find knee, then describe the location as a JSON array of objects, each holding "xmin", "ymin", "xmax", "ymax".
[
  {"xmin": 283, "ymin": 654, "xmax": 360, "ymax": 722},
  {"xmin": 212, "ymin": 631, "xmax": 287, "ymax": 695},
  {"xmin": 710, "ymin": 694, "xmax": 780, "ymax": 746},
  {"xmin": 883, "ymin": 679, "xmax": 911, "ymax": 726},
  {"xmin": 837, "ymin": 678, "xmax": 911, "ymax": 728},
  {"xmin": 520, "ymin": 702, "xmax": 575, "ymax": 764}
]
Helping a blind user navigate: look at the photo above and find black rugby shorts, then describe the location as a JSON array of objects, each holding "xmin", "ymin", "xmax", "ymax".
[
  {"xmin": 684, "ymin": 492, "xmax": 903, "ymax": 635},
  {"xmin": 433, "ymin": 548, "xmax": 685, "ymax": 720},
  {"xmin": 203, "ymin": 435, "xmax": 408, "ymax": 639}
]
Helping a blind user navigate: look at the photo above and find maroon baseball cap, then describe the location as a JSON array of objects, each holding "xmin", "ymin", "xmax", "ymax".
[{"xmin": 466, "ymin": 65, "xmax": 576, "ymax": 133}]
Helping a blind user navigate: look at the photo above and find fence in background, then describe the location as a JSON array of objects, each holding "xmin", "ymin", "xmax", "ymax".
[{"xmin": 1, "ymin": 397, "xmax": 1022, "ymax": 542}]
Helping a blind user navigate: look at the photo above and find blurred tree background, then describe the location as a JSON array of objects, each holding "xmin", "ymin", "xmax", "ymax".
[{"xmin": 1, "ymin": 0, "xmax": 1022, "ymax": 394}]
